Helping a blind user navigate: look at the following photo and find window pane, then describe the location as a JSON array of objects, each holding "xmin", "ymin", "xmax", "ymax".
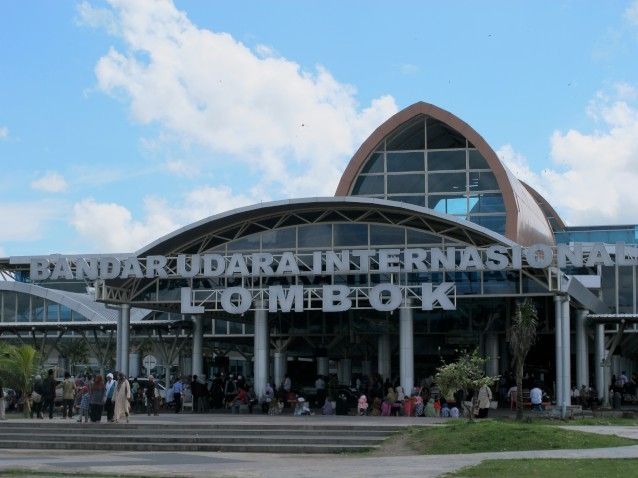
[
  {"xmin": 387, "ymin": 152, "xmax": 425, "ymax": 172},
  {"xmin": 214, "ymin": 320, "xmax": 228, "ymax": 335},
  {"xmin": 428, "ymin": 195, "xmax": 467, "ymax": 214},
  {"xmin": 227, "ymin": 234, "xmax": 261, "ymax": 251},
  {"xmin": 427, "ymin": 150, "xmax": 466, "ymax": 171},
  {"xmin": 352, "ymin": 175, "xmax": 384, "ymax": 195},
  {"xmin": 469, "ymin": 171, "xmax": 499, "ymax": 191},
  {"xmin": 229, "ymin": 321, "xmax": 243, "ymax": 334},
  {"xmin": 334, "ymin": 223, "xmax": 368, "ymax": 247},
  {"xmin": 16, "ymin": 293, "xmax": 30, "ymax": 322},
  {"xmin": 370, "ymin": 225, "xmax": 405, "ymax": 245},
  {"xmin": 470, "ymin": 215, "xmax": 506, "ymax": 235},
  {"xmin": 469, "ymin": 150, "xmax": 489, "ymax": 169},
  {"xmin": 428, "ymin": 172, "xmax": 466, "ymax": 193},
  {"xmin": 618, "ymin": 266, "xmax": 634, "ymax": 313},
  {"xmin": 387, "ymin": 117, "xmax": 425, "ymax": 150},
  {"xmin": 483, "ymin": 271, "xmax": 519, "ymax": 294},
  {"xmin": 361, "ymin": 152, "xmax": 384, "ymax": 174},
  {"xmin": 387, "ymin": 195, "xmax": 426, "ymax": 207},
  {"xmin": 298, "ymin": 224, "xmax": 332, "ymax": 248},
  {"xmin": 427, "ymin": 117, "xmax": 466, "ymax": 149},
  {"xmin": 387, "ymin": 174, "xmax": 425, "ymax": 194},
  {"xmin": 262, "ymin": 228, "xmax": 296, "ymax": 249},
  {"xmin": 407, "ymin": 229, "xmax": 442, "ymax": 245},
  {"xmin": 469, "ymin": 193, "xmax": 505, "ymax": 213}
]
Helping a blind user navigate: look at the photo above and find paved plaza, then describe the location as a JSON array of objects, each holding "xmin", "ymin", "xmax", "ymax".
[{"xmin": 2, "ymin": 414, "xmax": 638, "ymax": 477}]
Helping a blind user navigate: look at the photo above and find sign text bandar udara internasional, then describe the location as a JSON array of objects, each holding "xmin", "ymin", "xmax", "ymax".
[{"xmin": 24, "ymin": 242, "xmax": 634, "ymax": 314}]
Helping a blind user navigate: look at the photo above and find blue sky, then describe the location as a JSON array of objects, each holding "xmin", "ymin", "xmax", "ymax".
[{"xmin": 1, "ymin": 0, "xmax": 638, "ymax": 256}]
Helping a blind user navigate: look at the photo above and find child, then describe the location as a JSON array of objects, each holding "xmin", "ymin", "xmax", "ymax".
[
  {"xmin": 357, "ymin": 395, "xmax": 368, "ymax": 416},
  {"xmin": 77, "ymin": 384, "xmax": 90, "ymax": 423}
]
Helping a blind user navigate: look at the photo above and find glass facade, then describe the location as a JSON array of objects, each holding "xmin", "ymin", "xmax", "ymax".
[
  {"xmin": 0, "ymin": 291, "xmax": 92, "ymax": 323},
  {"xmin": 349, "ymin": 115, "xmax": 506, "ymax": 235},
  {"xmin": 555, "ymin": 225, "xmax": 638, "ymax": 244}
]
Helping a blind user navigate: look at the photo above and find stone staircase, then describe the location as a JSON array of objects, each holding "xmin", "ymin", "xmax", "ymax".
[{"xmin": 0, "ymin": 421, "xmax": 403, "ymax": 454}]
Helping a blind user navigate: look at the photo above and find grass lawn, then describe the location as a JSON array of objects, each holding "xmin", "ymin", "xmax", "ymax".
[
  {"xmin": 405, "ymin": 420, "xmax": 637, "ymax": 454},
  {"xmin": 445, "ymin": 458, "xmax": 638, "ymax": 477},
  {"xmin": 561, "ymin": 417, "xmax": 638, "ymax": 426}
]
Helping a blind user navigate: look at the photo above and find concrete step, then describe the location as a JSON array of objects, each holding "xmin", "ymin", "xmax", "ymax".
[
  {"xmin": 0, "ymin": 423, "xmax": 395, "ymax": 437},
  {"xmin": 0, "ymin": 422, "xmax": 404, "ymax": 432},
  {"xmin": 0, "ymin": 439, "xmax": 376, "ymax": 454},
  {"xmin": 0, "ymin": 433, "xmax": 385, "ymax": 446}
]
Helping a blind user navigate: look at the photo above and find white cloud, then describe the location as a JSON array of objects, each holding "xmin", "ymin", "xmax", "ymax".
[
  {"xmin": 84, "ymin": 0, "xmax": 397, "ymax": 198},
  {"xmin": 71, "ymin": 185, "xmax": 259, "ymax": 252},
  {"xmin": 399, "ymin": 64, "xmax": 420, "ymax": 75},
  {"xmin": 164, "ymin": 159, "xmax": 198, "ymax": 178},
  {"xmin": 31, "ymin": 172, "xmax": 68, "ymax": 193},
  {"xmin": 625, "ymin": 0, "xmax": 638, "ymax": 25},
  {"xmin": 498, "ymin": 83, "xmax": 638, "ymax": 226},
  {"xmin": 76, "ymin": 0, "xmax": 119, "ymax": 34},
  {"xmin": 0, "ymin": 202, "xmax": 65, "ymax": 242},
  {"xmin": 0, "ymin": 126, "xmax": 8, "ymax": 140}
]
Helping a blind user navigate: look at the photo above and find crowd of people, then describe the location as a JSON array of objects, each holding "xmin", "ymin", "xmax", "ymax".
[{"xmin": 27, "ymin": 369, "xmax": 144, "ymax": 423}]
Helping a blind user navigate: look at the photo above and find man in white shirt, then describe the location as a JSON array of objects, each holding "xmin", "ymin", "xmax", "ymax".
[{"xmin": 530, "ymin": 385, "xmax": 543, "ymax": 411}]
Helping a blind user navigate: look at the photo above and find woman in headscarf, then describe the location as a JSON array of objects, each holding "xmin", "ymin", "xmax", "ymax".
[
  {"xmin": 114, "ymin": 372, "xmax": 131, "ymax": 424},
  {"xmin": 89, "ymin": 375, "xmax": 106, "ymax": 423}
]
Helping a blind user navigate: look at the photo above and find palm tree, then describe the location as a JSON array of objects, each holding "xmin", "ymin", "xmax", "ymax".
[
  {"xmin": 0, "ymin": 343, "xmax": 40, "ymax": 416},
  {"xmin": 509, "ymin": 299, "xmax": 539, "ymax": 420}
]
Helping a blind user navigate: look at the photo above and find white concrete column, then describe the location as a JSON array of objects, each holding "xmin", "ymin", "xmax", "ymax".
[
  {"xmin": 128, "ymin": 352, "xmax": 140, "ymax": 378},
  {"xmin": 317, "ymin": 356, "xmax": 329, "ymax": 377},
  {"xmin": 274, "ymin": 352, "xmax": 286, "ymax": 390},
  {"xmin": 399, "ymin": 301, "xmax": 414, "ymax": 394},
  {"xmin": 121, "ymin": 304, "xmax": 130, "ymax": 377},
  {"xmin": 116, "ymin": 308, "xmax": 123, "ymax": 371},
  {"xmin": 595, "ymin": 323, "xmax": 605, "ymax": 402},
  {"xmin": 554, "ymin": 295, "xmax": 563, "ymax": 406},
  {"xmin": 340, "ymin": 358, "xmax": 352, "ymax": 386},
  {"xmin": 561, "ymin": 298, "xmax": 572, "ymax": 413},
  {"xmin": 575, "ymin": 309, "xmax": 589, "ymax": 389},
  {"xmin": 485, "ymin": 332, "xmax": 499, "ymax": 377},
  {"xmin": 253, "ymin": 302, "xmax": 268, "ymax": 398},
  {"xmin": 378, "ymin": 333, "xmax": 391, "ymax": 381},
  {"xmin": 191, "ymin": 315, "xmax": 204, "ymax": 379},
  {"xmin": 361, "ymin": 360, "xmax": 372, "ymax": 378}
]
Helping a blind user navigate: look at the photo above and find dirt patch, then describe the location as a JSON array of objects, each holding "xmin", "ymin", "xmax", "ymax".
[{"xmin": 369, "ymin": 432, "xmax": 417, "ymax": 456}]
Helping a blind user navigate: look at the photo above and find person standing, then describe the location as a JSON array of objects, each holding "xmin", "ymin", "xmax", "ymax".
[
  {"xmin": 173, "ymin": 377, "xmax": 183, "ymax": 413},
  {"xmin": 104, "ymin": 373, "xmax": 117, "ymax": 422},
  {"xmin": 42, "ymin": 369, "xmax": 58, "ymax": 419},
  {"xmin": 89, "ymin": 375, "xmax": 106, "ymax": 423},
  {"xmin": 477, "ymin": 383, "xmax": 493, "ymax": 418},
  {"xmin": 62, "ymin": 372, "xmax": 76, "ymax": 419},
  {"xmin": 114, "ymin": 372, "xmax": 131, "ymax": 424},
  {"xmin": 145, "ymin": 375, "xmax": 159, "ymax": 416},
  {"xmin": 315, "ymin": 375, "xmax": 326, "ymax": 409},
  {"xmin": 190, "ymin": 375, "xmax": 201, "ymax": 413},
  {"xmin": 0, "ymin": 379, "xmax": 5, "ymax": 421},
  {"xmin": 30, "ymin": 375, "xmax": 44, "ymax": 419}
]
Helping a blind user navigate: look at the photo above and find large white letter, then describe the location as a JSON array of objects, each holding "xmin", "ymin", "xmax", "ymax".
[
  {"xmin": 404, "ymin": 248, "xmax": 428, "ymax": 272},
  {"xmin": 30, "ymin": 259, "xmax": 51, "ymax": 281},
  {"xmin": 252, "ymin": 253, "xmax": 274, "ymax": 277},
  {"xmin": 226, "ymin": 253, "xmax": 250, "ymax": 276},
  {"xmin": 275, "ymin": 252, "xmax": 300, "ymax": 276},
  {"xmin": 99, "ymin": 258, "xmax": 121, "ymax": 280},
  {"xmin": 325, "ymin": 251, "xmax": 351, "ymax": 274},
  {"xmin": 177, "ymin": 254, "xmax": 201, "ymax": 278},
  {"xmin": 458, "ymin": 247, "xmax": 485, "ymax": 270},
  {"xmin": 202, "ymin": 254, "xmax": 225, "ymax": 277},
  {"xmin": 322, "ymin": 285, "xmax": 352, "ymax": 312},
  {"xmin": 486, "ymin": 245, "xmax": 509, "ymax": 271},
  {"xmin": 421, "ymin": 282, "xmax": 455, "ymax": 310},
  {"xmin": 120, "ymin": 257, "xmax": 144, "ymax": 278},
  {"xmin": 180, "ymin": 287, "xmax": 204, "ymax": 314},
  {"xmin": 221, "ymin": 287, "xmax": 252, "ymax": 314},
  {"xmin": 145, "ymin": 256, "xmax": 168, "ymax": 278},
  {"xmin": 369, "ymin": 283, "xmax": 402, "ymax": 311},
  {"xmin": 557, "ymin": 244, "xmax": 583, "ymax": 268},
  {"xmin": 524, "ymin": 245, "xmax": 553, "ymax": 268},
  {"xmin": 268, "ymin": 285, "xmax": 304, "ymax": 312},
  {"xmin": 51, "ymin": 258, "xmax": 74, "ymax": 280},
  {"xmin": 379, "ymin": 249, "xmax": 401, "ymax": 272},
  {"xmin": 430, "ymin": 247, "xmax": 456, "ymax": 271},
  {"xmin": 586, "ymin": 243, "xmax": 614, "ymax": 267},
  {"xmin": 352, "ymin": 250, "xmax": 375, "ymax": 273}
]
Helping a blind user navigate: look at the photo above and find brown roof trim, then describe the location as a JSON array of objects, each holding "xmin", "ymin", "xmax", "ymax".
[
  {"xmin": 521, "ymin": 181, "xmax": 567, "ymax": 230},
  {"xmin": 335, "ymin": 101, "xmax": 520, "ymax": 241}
]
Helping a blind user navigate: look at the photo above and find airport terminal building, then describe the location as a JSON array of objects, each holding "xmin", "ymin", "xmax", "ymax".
[{"xmin": 1, "ymin": 101, "xmax": 637, "ymax": 408}]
